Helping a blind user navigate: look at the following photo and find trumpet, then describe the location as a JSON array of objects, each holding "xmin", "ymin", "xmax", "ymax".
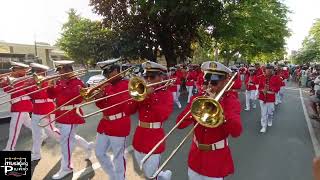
[
  {"xmin": 80, "ymin": 66, "xmax": 136, "ymax": 101},
  {"xmin": 76, "ymin": 76, "xmax": 176, "ymax": 118},
  {"xmin": 140, "ymin": 72, "xmax": 237, "ymax": 179}
]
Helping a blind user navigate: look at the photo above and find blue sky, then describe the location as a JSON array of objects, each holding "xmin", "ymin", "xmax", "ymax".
[{"xmin": 0, "ymin": 0, "xmax": 319, "ymax": 55}]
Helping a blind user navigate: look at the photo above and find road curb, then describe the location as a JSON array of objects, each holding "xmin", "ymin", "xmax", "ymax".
[{"xmin": 299, "ymin": 88, "xmax": 320, "ymax": 156}]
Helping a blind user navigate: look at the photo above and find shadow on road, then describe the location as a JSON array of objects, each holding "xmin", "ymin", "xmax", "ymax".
[{"xmin": 77, "ymin": 160, "xmax": 95, "ymax": 180}]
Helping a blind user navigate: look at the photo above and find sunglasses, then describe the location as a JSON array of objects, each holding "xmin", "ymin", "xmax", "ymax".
[{"xmin": 144, "ymin": 74, "xmax": 158, "ymax": 80}]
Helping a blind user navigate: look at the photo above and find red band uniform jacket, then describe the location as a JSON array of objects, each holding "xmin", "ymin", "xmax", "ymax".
[
  {"xmin": 257, "ymin": 75, "xmax": 282, "ymax": 103},
  {"xmin": 176, "ymin": 92, "xmax": 242, "ymax": 177},
  {"xmin": 47, "ymin": 77, "xmax": 85, "ymax": 124},
  {"xmin": 3, "ymin": 80, "xmax": 33, "ymax": 112},
  {"xmin": 95, "ymin": 79, "xmax": 135, "ymax": 137},
  {"xmin": 245, "ymin": 74, "xmax": 258, "ymax": 91},
  {"xmin": 131, "ymin": 88, "xmax": 173, "ymax": 154},
  {"xmin": 27, "ymin": 81, "xmax": 55, "ymax": 115}
]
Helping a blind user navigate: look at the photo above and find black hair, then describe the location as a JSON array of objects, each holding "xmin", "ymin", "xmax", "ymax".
[{"xmin": 103, "ymin": 64, "xmax": 121, "ymax": 76}]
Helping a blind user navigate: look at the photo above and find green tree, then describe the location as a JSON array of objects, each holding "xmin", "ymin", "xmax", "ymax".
[{"xmin": 57, "ymin": 9, "xmax": 117, "ymax": 65}]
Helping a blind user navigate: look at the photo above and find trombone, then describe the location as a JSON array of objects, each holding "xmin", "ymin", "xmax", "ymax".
[
  {"xmin": 79, "ymin": 66, "xmax": 136, "ymax": 101},
  {"xmin": 0, "ymin": 70, "xmax": 87, "ymax": 105},
  {"xmin": 140, "ymin": 72, "xmax": 238, "ymax": 179},
  {"xmin": 76, "ymin": 76, "xmax": 176, "ymax": 118}
]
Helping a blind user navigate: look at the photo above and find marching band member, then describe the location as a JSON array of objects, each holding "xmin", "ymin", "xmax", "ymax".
[
  {"xmin": 175, "ymin": 65, "xmax": 184, "ymax": 99},
  {"xmin": 94, "ymin": 59, "xmax": 134, "ymax": 180},
  {"xmin": 195, "ymin": 65, "xmax": 205, "ymax": 93},
  {"xmin": 176, "ymin": 61, "xmax": 242, "ymax": 180},
  {"xmin": 132, "ymin": 61, "xmax": 173, "ymax": 180},
  {"xmin": 28, "ymin": 63, "xmax": 93, "ymax": 162},
  {"xmin": 255, "ymin": 63, "xmax": 263, "ymax": 76},
  {"xmin": 244, "ymin": 66, "xmax": 259, "ymax": 111},
  {"xmin": 2, "ymin": 61, "xmax": 33, "ymax": 151},
  {"xmin": 257, "ymin": 64, "xmax": 282, "ymax": 133},
  {"xmin": 168, "ymin": 67, "xmax": 182, "ymax": 108},
  {"xmin": 229, "ymin": 65, "xmax": 242, "ymax": 99},
  {"xmin": 47, "ymin": 60, "xmax": 93, "ymax": 179},
  {"xmin": 239, "ymin": 64, "xmax": 247, "ymax": 81},
  {"xmin": 186, "ymin": 65, "xmax": 197, "ymax": 103}
]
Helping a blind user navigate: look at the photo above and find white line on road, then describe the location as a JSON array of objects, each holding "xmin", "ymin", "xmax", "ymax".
[
  {"xmin": 299, "ymin": 88, "xmax": 320, "ymax": 156},
  {"xmin": 72, "ymin": 145, "xmax": 134, "ymax": 180}
]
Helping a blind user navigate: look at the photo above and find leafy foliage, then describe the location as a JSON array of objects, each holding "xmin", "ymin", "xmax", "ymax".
[{"xmin": 57, "ymin": 9, "xmax": 118, "ymax": 65}]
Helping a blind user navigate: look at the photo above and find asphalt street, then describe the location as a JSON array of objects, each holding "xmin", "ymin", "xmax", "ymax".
[{"xmin": 0, "ymin": 81, "xmax": 316, "ymax": 180}]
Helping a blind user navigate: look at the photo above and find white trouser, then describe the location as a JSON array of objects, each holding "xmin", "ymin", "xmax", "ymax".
[
  {"xmin": 276, "ymin": 86, "xmax": 285, "ymax": 103},
  {"xmin": 176, "ymin": 85, "xmax": 181, "ymax": 98},
  {"xmin": 188, "ymin": 167, "xmax": 223, "ymax": 180},
  {"xmin": 4, "ymin": 112, "xmax": 32, "ymax": 151},
  {"xmin": 95, "ymin": 133, "xmax": 127, "ymax": 180},
  {"xmin": 31, "ymin": 114, "xmax": 60, "ymax": 158},
  {"xmin": 134, "ymin": 149, "xmax": 171, "ymax": 180},
  {"xmin": 32, "ymin": 115, "xmax": 91, "ymax": 159},
  {"xmin": 259, "ymin": 100, "xmax": 274, "ymax": 127},
  {"xmin": 58, "ymin": 123, "xmax": 88, "ymax": 171},
  {"xmin": 245, "ymin": 90, "xmax": 257, "ymax": 109},
  {"xmin": 240, "ymin": 74, "xmax": 245, "ymax": 81},
  {"xmin": 172, "ymin": 92, "xmax": 181, "ymax": 108},
  {"xmin": 186, "ymin": 86, "xmax": 194, "ymax": 103}
]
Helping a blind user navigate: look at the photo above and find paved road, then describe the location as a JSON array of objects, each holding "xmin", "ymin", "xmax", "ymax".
[{"xmin": 0, "ymin": 81, "xmax": 316, "ymax": 180}]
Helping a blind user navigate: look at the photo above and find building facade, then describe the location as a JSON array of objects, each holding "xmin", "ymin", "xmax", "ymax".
[{"xmin": 0, "ymin": 41, "xmax": 68, "ymax": 71}]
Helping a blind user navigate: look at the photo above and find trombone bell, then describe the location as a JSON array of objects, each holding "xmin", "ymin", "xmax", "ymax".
[
  {"xmin": 128, "ymin": 77, "xmax": 147, "ymax": 102},
  {"xmin": 191, "ymin": 96, "xmax": 224, "ymax": 128}
]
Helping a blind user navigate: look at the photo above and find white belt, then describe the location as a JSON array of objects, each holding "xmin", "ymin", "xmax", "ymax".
[
  {"xmin": 11, "ymin": 96, "xmax": 31, "ymax": 104},
  {"xmin": 138, "ymin": 121, "xmax": 162, "ymax": 129},
  {"xmin": 60, "ymin": 104, "xmax": 78, "ymax": 111},
  {"xmin": 34, "ymin": 99, "xmax": 54, "ymax": 103},
  {"xmin": 104, "ymin": 112, "xmax": 126, "ymax": 121},
  {"xmin": 193, "ymin": 136, "xmax": 228, "ymax": 151}
]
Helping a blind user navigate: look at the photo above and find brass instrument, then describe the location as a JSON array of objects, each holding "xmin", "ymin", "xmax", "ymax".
[
  {"xmin": 140, "ymin": 72, "xmax": 237, "ymax": 179},
  {"xmin": 33, "ymin": 69, "xmax": 87, "ymax": 87},
  {"xmin": 0, "ymin": 70, "xmax": 87, "ymax": 106},
  {"xmin": 76, "ymin": 76, "xmax": 176, "ymax": 118},
  {"xmin": 80, "ymin": 66, "xmax": 136, "ymax": 101},
  {"xmin": 0, "ymin": 72, "xmax": 12, "ymax": 78}
]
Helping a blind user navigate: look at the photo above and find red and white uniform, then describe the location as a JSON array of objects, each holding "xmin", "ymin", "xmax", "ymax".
[
  {"xmin": 195, "ymin": 70, "xmax": 204, "ymax": 92},
  {"xmin": 229, "ymin": 74, "xmax": 242, "ymax": 99},
  {"xmin": 186, "ymin": 70, "xmax": 197, "ymax": 103},
  {"xmin": 95, "ymin": 79, "xmax": 134, "ymax": 180},
  {"xmin": 239, "ymin": 67, "xmax": 247, "ymax": 81},
  {"xmin": 175, "ymin": 69, "xmax": 184, "ymax": 98},
  {"xmin": 168, "ymin": 72, "xmax": 182, "ymax": 108},
  {"xmin": 2, "ymin": 79, "xmax": 33, "ymax": 151},
  {"xmin": 257, "ymin": 74, "xmax": 282, "ymax": 130},
  {"xmin": 244, "ymin": 74, "xmax": 259, "ymax": 110},
  {"xmin": 132, "ymin": 88, "xmax": 173, "ymax": 179},
  {"xmin": 176, "ymin": 92, "xmax": 242, "ymax": 179},
  {"xmin": 47, "ymin": 77, "xmax": 92, "ymax": 172}
]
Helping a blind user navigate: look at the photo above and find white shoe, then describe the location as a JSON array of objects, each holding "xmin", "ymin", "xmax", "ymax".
[
  {"xmin": 162, "ymin": 170, "xmax": 172, "ymax": 180},
  {"xmin": 253, "ymin": 104, "xmax": 257, "ymax": 109},
  {"xmin": 275, "ymin": 101, "xmax": 279, "ymax": 105},
  {"xmin": 31, "ymin": 154, "xmax": 41, "ymax": 161},
  {"xmin": 85, "ymin": 142, "xmax": 94, "ymax": 160},
  {"xmin": 178, "ymin": 104, "xmax": 182, "ymax": 109},
  {"xmin": 268, "ymin": 120, "xmax": 273, "ymax": 127},
  {"xmin": 244, "ymin": 108, "xmax": 250, "ymax": 111},
  {"xmin": 260, "ymin": 127, "xmax": 267, "ymax": 133},
  {"xmin": 52, "ymin": 169, "xmax": 73, "ymax": 179}
]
